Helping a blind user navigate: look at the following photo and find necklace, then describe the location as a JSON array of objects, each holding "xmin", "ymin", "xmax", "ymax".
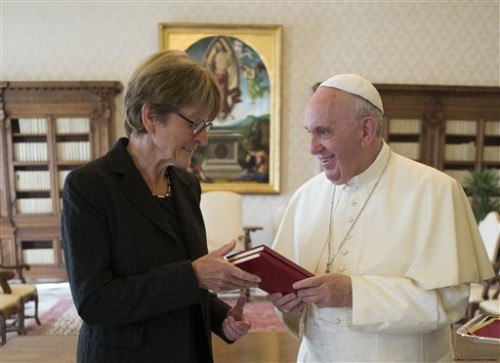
[
  {"xmin": 324, "ymin": 152, "xmax": 391, "ymax": 273},
  {"xmin": 152, "ymin": 174, "xmax": 172, "ymax": 198}
]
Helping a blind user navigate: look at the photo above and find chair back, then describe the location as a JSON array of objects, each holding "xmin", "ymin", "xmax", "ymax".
[
  {"xmin": 478, "ymin": 211, "xmax": 500, "ymax": 263},
  {"xmin": 200, "ymin": 191, "xmax": 245, "ymax": 252}
]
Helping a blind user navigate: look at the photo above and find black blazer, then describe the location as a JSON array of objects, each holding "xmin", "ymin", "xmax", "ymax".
[{"xmin": 62, "ymin": 138, "xmax": 231, "ymax": 363}]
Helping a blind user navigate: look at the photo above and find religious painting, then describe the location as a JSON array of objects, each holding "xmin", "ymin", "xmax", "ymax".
[{"xmin": 159, "ymin": 23, "xmax": 282, "ymax": 194}]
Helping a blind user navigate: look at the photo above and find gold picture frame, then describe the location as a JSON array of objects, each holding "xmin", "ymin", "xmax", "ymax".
[{"xmin": 159, "ymin": 23, "xmax": 282, "ymax": 194}]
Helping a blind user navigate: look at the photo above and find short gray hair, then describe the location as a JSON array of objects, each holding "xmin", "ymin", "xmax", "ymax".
[
  {"xmin": 123, "ymin": 49, "xmax": 221, "ymax": 137},
  {"xmin": 346, "ymin": 95, "xmax": 384, "ymax": 136}
]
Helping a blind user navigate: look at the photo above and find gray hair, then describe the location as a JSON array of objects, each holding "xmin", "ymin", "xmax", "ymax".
[
  {"xmin": 345, "ymin": 94, "xmax": 384, "ymax": 136},
  {"xmin": 123, "ymin": 49, "xmax": 221, "ymax": 137}
]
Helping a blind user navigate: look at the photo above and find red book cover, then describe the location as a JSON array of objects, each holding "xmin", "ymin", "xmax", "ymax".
[
  {"xmin": 473, "ymin": 319, "xmax": 500, "ymax": 339},
  {"xmin": 469, "ymin": 317, "xmax": 500, "ymax": 339},
  {"xmin": 227, "ymin": 244, "xmax": 314, "ymax": 294}
]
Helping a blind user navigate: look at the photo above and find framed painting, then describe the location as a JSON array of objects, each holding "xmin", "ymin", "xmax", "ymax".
[{"xmin": 159, "ymin": 23, "xmax": 282, "ymax": 194}]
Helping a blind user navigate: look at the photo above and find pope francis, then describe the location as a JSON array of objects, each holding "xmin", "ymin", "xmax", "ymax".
[{"xmin": 267, "ymin": 74, "xmax": 494, "ymax": 362}]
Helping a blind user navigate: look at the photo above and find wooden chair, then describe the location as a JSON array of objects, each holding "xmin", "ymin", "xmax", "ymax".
[
  {"xmin": 0, "ymin": 270, "xmax": 25, "ymax": 345},
  {"xmin": 200, "ymin": 191, "xmax": 262, "ymax": 298},
  {"xmin": 478, "ymin": 270, "xmax": 500, "ymax": 315},
  {"xmin": 200, "ymin": 191, "xmax": 247, "ymax": 253},
  {"xmin": 0, "ymin": 264, "xmax": 41, "ymax": 327}
]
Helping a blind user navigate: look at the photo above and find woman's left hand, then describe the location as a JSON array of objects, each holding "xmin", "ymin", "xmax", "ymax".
[{"xmin": 222, "ymin": 295, "xmax": 252, "ymax": 341}]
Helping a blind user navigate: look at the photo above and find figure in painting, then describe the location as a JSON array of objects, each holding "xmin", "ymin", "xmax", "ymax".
[
  {"xmin": 187, "ymin": 36, "xmax": 272, "ymax": 184},
  {"xmin": 246, "ymin": 121, "xmax": 263, "ymax": 150},
  {"xmin": 205, "ymin": 37, "xmax": 241, "ymax": 120},
  {"xmin": 231, "ymin": 121, "xmax": 269, "ymax": 183},
  {"xmin": 242, "ymin": 63, "xmax": 269, "ymax": 104},
  {"xmin": 189, "ymin": 153, "xmax": 213, "ymax": 183},
  {"xmin": 232, "ymin": 145, "xmax": 269, "ymax": 183}
]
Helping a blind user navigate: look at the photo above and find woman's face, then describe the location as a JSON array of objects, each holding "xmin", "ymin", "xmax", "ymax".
[{"xmin": 151, "ymin": 107, "xmax": 210, "ymax": 169}]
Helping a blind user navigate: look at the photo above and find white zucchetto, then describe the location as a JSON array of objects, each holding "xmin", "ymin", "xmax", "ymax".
[{"xmin": 320, "ymin": 74, "xmax": 384, "ymax": 113}]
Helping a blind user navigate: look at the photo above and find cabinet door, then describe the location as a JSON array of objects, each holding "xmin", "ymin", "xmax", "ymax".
[
  {"xmin": 385, "ymin": 118, "xmax": 422, "ymax": 162},
  {"xmin": 0, "ymin": 81, "xmax": 122, "ymax": 280},
  {"xmin": 8, "ymin": 117, "xmax": 53, "ymax": 215},
  {"xmin": 482, "ymin": 120, "xmax": 500, "ymax": 169},
  {"xmin": 7, "ymin": 116, "xmax": 93, "ymax": 216},
  {"xmin": 378, "ymin": 84, "xmax": 500, "ymax": 190},
  {"xmin": 54, "ymin": 116, "xmax": 92, "ymax": 214},
  {"xmin": 442, "ymin": 119, "xmax": 479, "ymax": 186}
]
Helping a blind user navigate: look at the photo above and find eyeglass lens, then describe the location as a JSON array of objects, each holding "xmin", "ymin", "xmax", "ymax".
[{"xmin": 175, "ymin": 112, "xmax": 212, "ymax": 135}]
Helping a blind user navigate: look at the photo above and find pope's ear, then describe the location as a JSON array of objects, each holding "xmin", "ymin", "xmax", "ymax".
[{"xmin": 360, "ymin": 116, "xmax": 378, "ymax": 146}]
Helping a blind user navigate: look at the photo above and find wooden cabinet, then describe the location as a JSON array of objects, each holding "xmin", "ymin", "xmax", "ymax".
[
  {"xmin": 378, "ymin": 84, "xmax": 500, "ymax": 186},
  {"xmin": 0, "ymin": 81, "xmax": 122, "ymax": 281}
]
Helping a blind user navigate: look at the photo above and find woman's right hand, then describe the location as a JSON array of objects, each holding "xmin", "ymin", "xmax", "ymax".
[{"xmin": 192, "ymin": 240, "xmax": 261, "ymax": 292}]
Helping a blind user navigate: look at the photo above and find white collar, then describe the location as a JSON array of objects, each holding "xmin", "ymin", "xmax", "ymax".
[{"xmin": 345, "ymin": 141, "xmax": 391, "ymax": 188}]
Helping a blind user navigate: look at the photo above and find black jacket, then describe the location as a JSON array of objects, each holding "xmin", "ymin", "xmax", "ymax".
[{"xmin": 62, "ymin": 138, "xmax": 230, "ymax": 363}]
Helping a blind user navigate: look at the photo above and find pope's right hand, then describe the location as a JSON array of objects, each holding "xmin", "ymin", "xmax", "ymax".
[{"xmin": 267, "ymin": 291, "xmax": 305, "ymax": 317}]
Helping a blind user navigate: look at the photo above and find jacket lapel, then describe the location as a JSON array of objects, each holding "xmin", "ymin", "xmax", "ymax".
[
  {"xmin": 107, "ymin": 139, "xmax": 172, "ymax": 236},
  {"xmin": 169, "ymin": 167, "xmax": 208, "ymax": 260},
  {"xmin": 106, "ymin": 138, "xmax": 209, "ymax": 257}
]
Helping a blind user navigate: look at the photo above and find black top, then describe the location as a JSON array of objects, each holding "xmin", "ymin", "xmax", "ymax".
[{"xmin": 62, "ymin": 138, "xmax": 230, "ymax": 363}]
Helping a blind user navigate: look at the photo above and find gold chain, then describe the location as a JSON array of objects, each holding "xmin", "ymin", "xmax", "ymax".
[{"xmin": 152, "ymin": 173, "xmax": 172, "ymax": 198}]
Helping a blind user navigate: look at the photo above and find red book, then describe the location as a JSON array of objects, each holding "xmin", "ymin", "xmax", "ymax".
[
  {"xmin": 468, "ymin": 317, "xmax": 500, "ymax": 340},
  {"xmin": 227, "ymin": 244, "xmax": 314, "ymax": 294},
  {"xmin": 472, "ymin": 319, "xmax": 500, "ymax": 339}
]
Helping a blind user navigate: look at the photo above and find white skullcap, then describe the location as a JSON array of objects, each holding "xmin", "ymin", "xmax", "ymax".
[{"xmin": 319, "ymin": 74, "xmax": 384, "ymax": 113}]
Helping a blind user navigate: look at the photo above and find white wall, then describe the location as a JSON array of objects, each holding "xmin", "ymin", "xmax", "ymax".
[{"xmin": 3, "ymin": 0, "xmax": 499, "ymax": 245}]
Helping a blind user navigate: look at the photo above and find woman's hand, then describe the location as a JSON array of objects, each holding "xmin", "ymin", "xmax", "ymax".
[
  {"xmin": 222, "ymin": 296, "xmax": 252, "ymax": 341},
  {"xmin": 192, "ymin": 241, "xmax": 261, "ymax": 292}
]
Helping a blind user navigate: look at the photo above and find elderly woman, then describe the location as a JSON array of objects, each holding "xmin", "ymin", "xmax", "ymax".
[{"xmin": 62, "ymin": 50, "xmax": 260, "ymax": 363}]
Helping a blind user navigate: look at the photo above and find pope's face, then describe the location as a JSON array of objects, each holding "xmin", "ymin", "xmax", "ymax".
[{"xmin": 304, "ymin": 88, "xmax": 365, "ymax": 185}]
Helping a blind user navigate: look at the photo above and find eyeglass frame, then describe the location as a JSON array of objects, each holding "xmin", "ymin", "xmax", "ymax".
[{"xmin": 174, "ymin": 111, "xmax": 214, "ymax": 135}]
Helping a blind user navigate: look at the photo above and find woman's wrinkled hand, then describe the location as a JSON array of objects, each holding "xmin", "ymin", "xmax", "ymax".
[
  {"xmin": 222, "ymin": 296, "xmax": 252, "ymax": 341},
  {"xmin": 192, "ymin": 241, "xmax": 261, "ymax": 292}
]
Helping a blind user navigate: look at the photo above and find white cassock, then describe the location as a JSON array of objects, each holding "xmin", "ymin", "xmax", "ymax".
[{"xmin": 272, "ymin": 141, "xmax": 494, "ymax": 362}]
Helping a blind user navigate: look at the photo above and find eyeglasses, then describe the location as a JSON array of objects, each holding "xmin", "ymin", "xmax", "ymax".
[{"xmin": 174, "ymin": 112, "xmax": 213, "ymax": 135}]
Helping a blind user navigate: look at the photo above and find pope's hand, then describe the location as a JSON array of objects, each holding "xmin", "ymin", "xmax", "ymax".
[
  {"xmin": 292, "ymin": 273, "xmax": 352, "ymax": 308},
  {"xmin": 266, "ymin": 291, "xmax": 305, "ymax": 317}
]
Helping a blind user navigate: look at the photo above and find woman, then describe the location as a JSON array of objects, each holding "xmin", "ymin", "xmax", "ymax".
[{"xmin": 62, "ymin": 50, "xmax": 261, "ymax": 363}]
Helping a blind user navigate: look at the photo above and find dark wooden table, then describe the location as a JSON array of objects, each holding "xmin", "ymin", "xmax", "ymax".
[{"xmin": 1, "ymin": 330, "xmax": 498, "ymax": 363}]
